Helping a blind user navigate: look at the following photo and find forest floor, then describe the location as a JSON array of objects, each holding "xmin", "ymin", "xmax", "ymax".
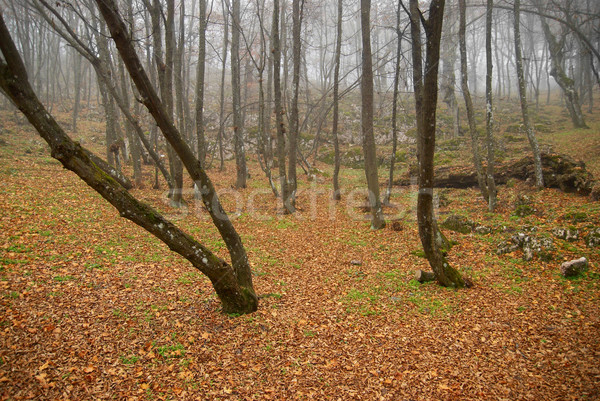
[{"xmin": 1, "ymin": 99, "xmax": 600, "ymax": 400}]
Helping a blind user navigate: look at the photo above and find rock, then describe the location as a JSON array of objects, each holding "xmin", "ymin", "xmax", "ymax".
[
  {"xmin": 474, "ymin": 225, "xmax": 492, "ymax": 235},
  {"xmin": 497, "ymin": 232, "xmax": 554, "ymax": 261},
  {"xmin": 586, "ymin": 228, "xmax": 600, "ymax": 248},
  {"xmin": 496, "ymin": 240, "xmax": 520, "ymax": 255},
  {"xmin": 350, "ymin": 260, "xmax": 362, "ymax": 266},
  {"xmin": 441, "ymin": 214, "xmax": 475, "ymax": 234},
  {"xmin": 560, "ymin": 257, "xmax": 588, "ymax": 278},
  {"xmin": 552, "ymin": 227, "xmax": 579, "ymax": 242}
]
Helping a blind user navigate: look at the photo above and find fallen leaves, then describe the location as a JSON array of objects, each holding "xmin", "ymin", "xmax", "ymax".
[{"xmin": 1, "ymin": 110, "xmax": 599, "ymax": 400}]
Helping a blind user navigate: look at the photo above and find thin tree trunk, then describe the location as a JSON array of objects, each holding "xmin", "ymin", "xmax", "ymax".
[
  {"xmin": 383, "ymin": 4, "xmax": 402, "ymax": 206},
  {"xmin": 231, "ymin": 0, "xmax": 247, "ymax": 188},
  {"xmin": 218, "ymin": 0, "xmax": 229, "ymax": 171},
  {"xmin": 360, "ymin": 0, "xmax": 385, "ymax": 230},
  {"xmin": 514, "ymin": 0, "xmax": 544, "ymax": 189},
  {"xmin": 485, "ymin": 0, "xmax": 497, "ymax": 212},
  {"xmin": 273, "ymin": 0, "xmax": 291, "ymax": 213},
  {"xmin": 288, "ymin": 0, "xmax": 303, "ymax": 210},
  {"xmin": 196, "ymin": 0, "xmax": 207, "ymax": 166},
  {"xmin": 458, "ymin": 0, "xmax": 488, "ymax": 202},
  {"xmin": 165, "ymin": 0, "xmax": 184, "ymax": 207},
  {"xmin": 72, "ymin": 51, "xmax": 81, "ymax": 133},
  {"xmin": 331, "ymin": 0, "xmax": 343, "ymax": 201}
]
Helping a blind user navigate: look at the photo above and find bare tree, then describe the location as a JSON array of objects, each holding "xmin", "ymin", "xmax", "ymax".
[
  {"xmin": 360, "ymin": 0, "xmax": 385, "ymax": 230},
  {"xmin": 535, "ymin": 1, "xmax": 588, "ymax": 129}
]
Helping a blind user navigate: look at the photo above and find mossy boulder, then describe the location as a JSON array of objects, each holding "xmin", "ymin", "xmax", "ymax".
[{"xmin": 441, "ymin": 214, "xmax": 475, "ymax": 234}]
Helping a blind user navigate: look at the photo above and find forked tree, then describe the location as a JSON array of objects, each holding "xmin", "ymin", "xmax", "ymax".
[
  {"xmin": 0, "ymin": 7, "xmax": 258, "ymax": 314},
  {"xmin": 407, "ymin": 0, "xmax": 467, "ymax": 288}
]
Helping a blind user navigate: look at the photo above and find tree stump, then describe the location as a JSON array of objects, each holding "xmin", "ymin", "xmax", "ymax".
[{"xmin": 415, "ymin": 270, "xmax": 436, "ymax": 283}]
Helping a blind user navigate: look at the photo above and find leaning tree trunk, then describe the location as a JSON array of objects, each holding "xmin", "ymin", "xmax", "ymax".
[
  {"xmin": 458, "ymin": 0, "xmax": 488, "ymax": 203},
  {"xmin": 92, "ymin": 0, "xmax": 258, "ymax": 313},
  {"xmin": 484, "ymin": 0, "xmax": 497, "ymax": 212},
  {"xmin": 0, "ymin": 14, "xmax": 257, "ymax": 314},
  {"xmin": 360, "ymin": 0, "xmax": 385, "ymax": 230},
  {"xmin": 409, "ymin": 0, "xmax": 466, "ymax": 288},
  {"xmin": 513, "ymin": 0, "xmax": 544, "ymax": 189}
]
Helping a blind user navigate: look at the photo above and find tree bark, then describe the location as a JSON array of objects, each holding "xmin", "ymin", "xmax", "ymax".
[
  {"xmin": 360, "ymin": 0, "xmax": 385, "ymax": 230},
  {"xmin": 408, "ymin": 0, "xmax": 466, "ymax": 288},
  {"xmin": 513, "ymin": 0, "xmax": 544, "ymax": 189}
]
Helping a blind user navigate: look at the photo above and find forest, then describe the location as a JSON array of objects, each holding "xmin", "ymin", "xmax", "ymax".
[{"xmin": 0, "ymin": 0, "xmax": 599, "ymax": 399}]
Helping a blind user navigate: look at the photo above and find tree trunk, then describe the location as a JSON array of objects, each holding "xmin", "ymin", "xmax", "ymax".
[
  {"xmin": 485, "ymin": 0, "xmax": 497, "ymax": 212},
  {"xmin": 72, "ymin": 51, "xmax": 81, "ymax": 133},
  {"xmin": 231, "ymin": 0, "xmax": 247, "ymax": 188},
  {"xmin": 164, "ymin": 0, "xmax": 184, "ymax": 207},
  {"xmin": 217, "ymin": 0, "xmax": 229, "ymax": 172},
  {"xmin": 360, "ymin": 0, "xmax": 385, "ymax": 230},
  {"xmin": 409, "ymin": 0, "xmax": 466, "ymax": 288},
  {"xmin": 383, "ymin": 5, "xmax": 402, "ymax": 206},
  {"xmin": 458, "ymin": 0, "xmax": 488, "ymax": 203},
  {"xmin": 273, "ymin": 0, "xmax": 291, "ymax": 213},
  {"xmin": 288, "ymin": 0, "xmax": 303, "ymax": 210},
  {"xmin": 195, "ymin": 0, "xmax": 207, "ymax": 166},
  {"xmin": 513, "ymin": 0, "xmax": 544, "ymax": 189},
  {"xmin": 331, "ymin": 0, "xmax": 343, "ymax": 201}
]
